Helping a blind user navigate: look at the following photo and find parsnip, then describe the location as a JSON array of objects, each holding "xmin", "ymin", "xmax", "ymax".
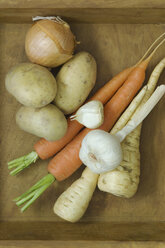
[
  {"xmin": 98, "ymin": 58, "xmax": 165, "ymax": 198},
  {"xmin": 98, "ymin": 126, "xmax": 141, "ymax": 198},
  {"xmin": 110, "ymin": 85, "xmax": 147, "ymax": 134},
  {"xmin": 54, "ymin": 167, "xmax": 98, "ymax": 222},
  {"xmin": 53, "ymin": 82, "xmax": 147, "ymax": 222}
]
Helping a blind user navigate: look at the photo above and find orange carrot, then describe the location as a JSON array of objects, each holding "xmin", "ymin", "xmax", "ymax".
[
  {"xmin": 34, "ymin": 67, "xmax": 133, "ymax": 160},
  {"xmin": 14, "ymin": 55, "xmax": 153, "ymax": 212}
]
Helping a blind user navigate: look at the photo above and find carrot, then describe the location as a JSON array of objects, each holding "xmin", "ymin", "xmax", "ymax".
[
  {"xmin": 14, "ymin": 52, "xmax": 157, "ymax": 212},
  {"xmin": 8, "ymin": 34, "xmax": 165, "ymax": 176}
]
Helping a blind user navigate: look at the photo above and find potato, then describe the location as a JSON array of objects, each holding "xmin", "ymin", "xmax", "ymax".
[
  {"xmin": 54, "ymin": 51, "xmax": 97, "ymax": 114},
  {"xmin": 16, "ymin": 104, "xmax": 67, "ymax": 141},
  {"xmin": 5, "ymin": 63, "xmax": 57, "ymax": 108}
]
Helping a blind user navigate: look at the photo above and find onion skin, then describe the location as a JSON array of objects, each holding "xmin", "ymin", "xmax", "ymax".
[{"xmin": 25, "ymin": 20, "xmax": 76, "ymax": 68}]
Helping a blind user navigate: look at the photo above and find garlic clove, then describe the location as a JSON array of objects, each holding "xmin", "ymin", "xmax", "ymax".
[
  {"xmin": 70, "ymin": 100, "xmax": 104, "ymax": 129},
  {"xmin": 79, "ymin": 130, "xmax": 123, "ymax": 174}
]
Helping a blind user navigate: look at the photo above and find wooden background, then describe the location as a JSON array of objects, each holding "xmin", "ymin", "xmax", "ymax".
[
  {"xmin": 1, "ymin": 0, "xmax": 165, "ymax": 8},
  {"xmin": 1, "ymin": 23, "xmax": 165, "ymax": 222},
  {"xmin": 1, "ymin": 1, "xmax": 165, "ymax": 23},
  {"xmin": 0, "ymin": 1, "xmax": 165, "ymax": 243},
  {"xmin": 0, "ymin": 241, "xmax": 165, "ymax": 248}
]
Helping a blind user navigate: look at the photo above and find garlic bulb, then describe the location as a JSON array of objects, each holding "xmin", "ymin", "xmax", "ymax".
[
  {"xmin": 79, "ymin": 85, "xmax": 165, "ymax": 174},
  {"xmin": 70, "ymin": 100, "xmax": 104, "ymax": 129},
  {"xmin": 25, "ymin": 18, "xmax": 76, "ymax": 67},
  {"xmin": 79, "ymin": 130, "xmax": 123, "ymax": 174}
]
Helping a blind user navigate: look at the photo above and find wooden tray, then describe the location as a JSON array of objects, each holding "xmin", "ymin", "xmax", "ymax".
[
  {"xmin": 0, "ymin": 241, "xmax": 165, "ymax": 248},
  {"xmin": 0, "ymin": 0, "xmax": 165, "ymax": 244}
]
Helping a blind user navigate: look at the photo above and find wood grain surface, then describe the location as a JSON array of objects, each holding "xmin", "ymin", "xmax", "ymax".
[
  {"xmin": 0, "ymin": 241, "xmax": 165, "ymax": 248},
  {"xmin": 1, "ymin": 8, "xmax": 165, "ymax": 24},
  {"xmin": 1, "ymin": 0, "xmax": 165, "ymax": 9},
  {"xmin": 0, "ymin": 221, "xmax": 165, "ymax": 241},
  {"xmin": 0, "ymin": 22, "xmax": 165, "ymax": 240},
  {"xmin": 1, "ymin": 0, "xmax": 165, "ymax": 24}
]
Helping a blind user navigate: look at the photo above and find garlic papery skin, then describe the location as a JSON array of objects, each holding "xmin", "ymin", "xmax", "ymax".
[
  {"xmin": 79, "ymin": 130, "xmax": 123, "ymax": 174},
  {"xmin": 70, "ymin": 100, "xmax": 104, "ymax": 129},
  {"xmin": 25, "ymin": 19, "xmax": 76, "ymax": 68}
]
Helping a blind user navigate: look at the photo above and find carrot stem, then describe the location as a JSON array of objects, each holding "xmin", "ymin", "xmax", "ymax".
[
  {"xmin": 138, "ymin": 32, "xmax": 165, "ymax": 64},
  {"xmin": 14, "ymin": 174, "xmax": 55, "ymax": 212},
  {"xmin": 147, "ymin": 38, "xmax": 165, "ymax": 60},
  {"xmin": 8, "ymin": 151, "xmax": 38, "ymax": 176},
  {"xmin": 137, "ymin": 38, "xmax": 165, "ymax": 70}
]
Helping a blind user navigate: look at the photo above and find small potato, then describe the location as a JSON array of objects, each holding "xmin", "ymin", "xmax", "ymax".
[
  {"xmin": 54, "ymin": 51, "xmax": 97, "ymax": 114},
  {"xmin": 16, "ymin": 104, "xmax": 67, "ymax": 141},
  {"xmin": 5, "ymin": 63, "xmax": 57, "ymax": 108}
]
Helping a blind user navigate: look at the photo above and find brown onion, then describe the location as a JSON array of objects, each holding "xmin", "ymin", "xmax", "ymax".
[{"xmin": 25, "ymin": 19, "xmax": 76, "ymax": 67}]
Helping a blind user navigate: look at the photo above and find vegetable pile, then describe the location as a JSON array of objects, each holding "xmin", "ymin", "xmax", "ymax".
[{"xmin": 6, "ymin": 16, "xmax": 165, "ymax": 221}]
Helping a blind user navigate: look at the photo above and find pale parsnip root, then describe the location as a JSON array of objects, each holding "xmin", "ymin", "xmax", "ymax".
[
  {"xmin": 98, "ymin": 57, "xmax": 165, "ymax": 198},
  {"xmin": 54, "ymin": 167, "xmax": 98, "ymax": 222},
  {"xmin": 111, "ymin": 85, "xmax": 147, "ymax": 134},
  {"xmin": 98, "ymin": 125, "xmax": 141, "ymax": 198},
  {"xmin": 116, "ymin": 85, "xmax": 165, "ymax": 142}
]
